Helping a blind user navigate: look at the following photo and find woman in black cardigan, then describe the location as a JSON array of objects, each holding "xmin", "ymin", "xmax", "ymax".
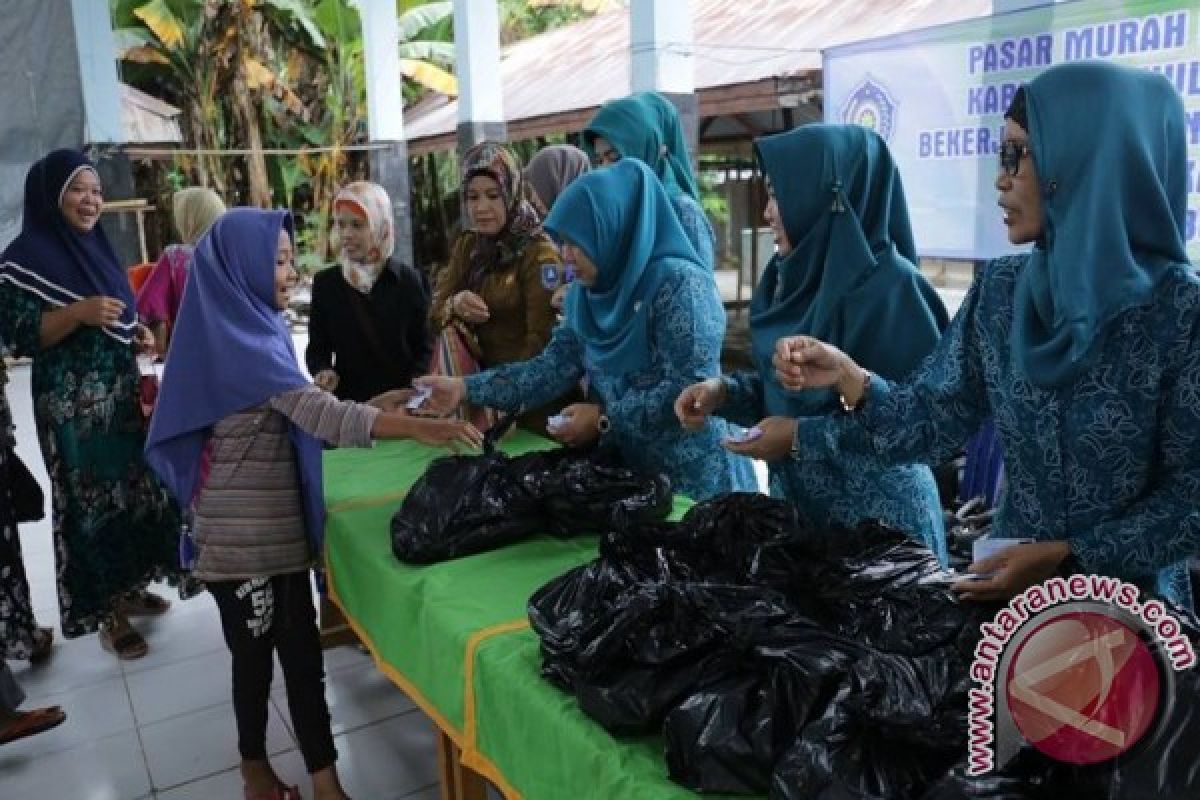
[{"xmin": 306, "ymin": 181, "xmax": 432, "ymax": 402}]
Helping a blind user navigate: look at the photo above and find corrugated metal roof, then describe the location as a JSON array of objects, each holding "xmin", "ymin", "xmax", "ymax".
[
  {"xmin": 121, "ymin": 82, "xmax": 183, "ymax": 144},
  {"xmin": 404, "ymin": 0, "xmax": 992, "ymax": 148}
]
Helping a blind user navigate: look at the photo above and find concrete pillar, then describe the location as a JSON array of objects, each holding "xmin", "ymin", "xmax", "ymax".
[
  {"xmin": 355, "ymin": 0, "xmax": 414, "ymax": 270},
  {"xmin": 629, "ymin": 0, "xmax": 698, "ymax": 159},
  {"xmin": 452, "ymin": 0, "xmax": 506, "ymax": 158},
  {"xmin": 70, "ymin": 0, "xmax": 140, "ymax": 264},
  {"xmin": 70, "ymin": 0, "xmax": 123, "ymax": 145}
]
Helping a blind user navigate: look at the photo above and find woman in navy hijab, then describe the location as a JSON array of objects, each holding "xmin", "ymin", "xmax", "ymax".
[{"xmin": 0, "ymin": 149, "xmax": 183, "ymax": 660}]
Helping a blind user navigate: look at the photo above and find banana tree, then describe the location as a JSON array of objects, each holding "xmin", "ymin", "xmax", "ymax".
[
  {"xmin": 262, "ymin": 0, "xmax": 459, "ymax": 266},
  {"xmin": 499, "ymin": 0, "xmax": 625, "ymax": 43},
  {"xmin": 395, "ymin": 1, "xmax": 457, "ymax": 99},
  {"xmin": 113, "ymin": 0, "xmax": 315, "ymax": 205},
  {"xmin": 113, "ymin": 0, "xmax": 230, "ymax": 193}
]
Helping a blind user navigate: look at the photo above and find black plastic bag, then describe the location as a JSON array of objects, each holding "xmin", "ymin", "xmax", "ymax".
[
  {"xmin": 527, "ymin": 499, "xmax": 801, "ymax": 695},
  {"xmin": 664, "ymin": 619, "xmax": 867, "ymax": 795},
  {"xmin": 769, "ymin": 645, "xmax": 970, "ymax": 800},
  {"xmin": 530, "ymin": 452, "xmax": 674, "ymax": 537},
  {"xmin": 391, "ymin": 450, "xmax": 538, "ymax": 563},
  {"xmin": 531, "ymin": 493, "xmax": 991, "ymax": 798},
  {"xmin": 920, "ymin": 768, "xmax": 1055, "ymax": 800},
  {"xmin": 573, "ymin": 584, "xmax": 823, "ymax": 735},
  {"xmin": 664, "ymin": 673, "xmax": 777, "ymax": 794},
  {"xmin": 391, "ymin": 446, "xmax": 671, "ymax": 564},
  {"xmin": 594, "ymin": 493, "xmax": 816, "ymax": 595}
]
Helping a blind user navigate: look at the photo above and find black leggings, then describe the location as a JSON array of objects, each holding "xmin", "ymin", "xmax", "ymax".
[{"xmin": 209, "ymin": 572, "xmax": 337, "ymax": 774}]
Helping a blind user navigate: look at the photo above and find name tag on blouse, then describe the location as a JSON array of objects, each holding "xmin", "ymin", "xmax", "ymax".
[{"xmin": 540, "ymin": 263, "xmax": 560, "ymax": 290}]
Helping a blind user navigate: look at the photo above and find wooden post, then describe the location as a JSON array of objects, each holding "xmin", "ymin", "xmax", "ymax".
[
  {"xmin": 318, "ymin": 594, "xmax": 360, "ymax": 649},
  {"xmin": 436, "ymin": 732, "xmax": 488, "ymax": 800},
  {"xmin": 437, "ymin": 733, "xmax": 456, "ymax": 800}
]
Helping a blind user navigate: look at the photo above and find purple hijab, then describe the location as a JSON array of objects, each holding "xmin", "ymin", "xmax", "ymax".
[
  {"xmin": 144, "ymin": 208, "xmax": 326, "ymax": 550},
  {"xmin": 0, "ymin": 149, "xmax": 136, "ymax": 343}
]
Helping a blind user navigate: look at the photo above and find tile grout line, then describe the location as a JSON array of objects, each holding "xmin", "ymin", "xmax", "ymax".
[
  {"xmin": 332, "ymin": 706, "xmax": 422, "ymax": 739},
  {"xmin": 120, "ymin": 645, "xmax": 230, "ymax": 678},
  {"xmin": 129, "ymin": 696, "xmax": 233, "ymax": 729},
  {"xmin": 149, "ymin": 749, "xmax": 299, "ymax": 796},
  {"xmin": 6, "ymin": 675, "xmax": 137, "ymax": 760},
  {"xmin": 270, "ymin": 692, "xmax": 301, "ymax": 748},
  {"xmin": 398, "ymin": 781, "xmax": 441, "ymax": 798},
  {"xmin": 123, "ymin": 661, "xmax": 158, "ymax": 798}
]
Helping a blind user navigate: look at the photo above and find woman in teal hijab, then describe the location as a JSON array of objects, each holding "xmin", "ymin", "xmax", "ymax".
[
  {"xmin": 678, "ymin": 124, "xmax": 949, "ymax": 559},
  {"xmin": 583, "ymin": 92, "xmax": 716, "ymax": 270},
  {"xmin": 770, "ymin": 62, "xmax": 1200, "ymax": 608},
  {"xmin": 418, "ymin": 159, "xmax": 756, "ymax": 501}
]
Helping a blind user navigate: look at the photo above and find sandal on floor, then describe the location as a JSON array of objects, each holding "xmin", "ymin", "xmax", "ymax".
[
  {"xmin": 117, "ymin": 590, "xmax": 171, "ymax": 617},
  {"xmin": 0, "ymin": 706, "xmax": 66, "ymax": 745},
  {"xmin": 244, "ymin": 784, "xmax": 303, "ymax": 800},
  {"xmin": 29, "ymin": 627, "xmax": 54, "ymax": 664},
  {"xmin": 99, "ymin": 625, "xmax": 149, "ymax": 661}
]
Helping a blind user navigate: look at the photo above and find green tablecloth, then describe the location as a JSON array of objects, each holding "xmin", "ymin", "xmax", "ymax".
[{"xmin": 323, "ymin": 433, "xmax": 739, "ymax": 799}]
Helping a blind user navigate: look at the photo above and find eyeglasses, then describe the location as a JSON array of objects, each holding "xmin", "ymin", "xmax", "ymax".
[
  {"xmin": 999, "ymin": 140, "xmax": 1031, "ymax": 177},
  {"xmin": 592, "ymin": 149, "xmax": 620, "ymax": 167}
]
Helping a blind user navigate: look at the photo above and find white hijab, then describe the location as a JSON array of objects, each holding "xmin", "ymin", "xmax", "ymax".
[{"xmin": 334, "ymin": 181, "xmax": 395, "ymax": 293}]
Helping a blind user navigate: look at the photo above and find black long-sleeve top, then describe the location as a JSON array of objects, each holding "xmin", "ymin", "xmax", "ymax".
[{"xmin": 305, "ymin": 259, "xmax": 433, "ymax": 403}]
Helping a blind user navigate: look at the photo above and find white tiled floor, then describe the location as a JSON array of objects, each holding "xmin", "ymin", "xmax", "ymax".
[{"xmin": 2, "ymin": 363, "xmax": 440, "ymax": 800}]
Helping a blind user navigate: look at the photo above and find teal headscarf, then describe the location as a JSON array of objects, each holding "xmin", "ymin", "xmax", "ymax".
[
  {"xmin": 583, "ymin": 92, "xmax": 701, "ymax": 201},
  {"xmin": 1012, "ymin": 62, "xmax": 1189, "ymax": 388},
  {"xmin": 544, "ymin": 159, "xmax": 708, "ymax": 374},
  {"xmin": 750, "ymin": 124, "xmax": 948, "ymax": 416}
]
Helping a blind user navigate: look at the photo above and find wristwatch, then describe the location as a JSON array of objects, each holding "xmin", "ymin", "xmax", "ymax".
[
  {"xmin": 596, "ymin": 414, "xmax": 611, "ymax": 435},
  {"xmin": 839, "ymin": 368, "xmax": 872, "ymax": 413}
]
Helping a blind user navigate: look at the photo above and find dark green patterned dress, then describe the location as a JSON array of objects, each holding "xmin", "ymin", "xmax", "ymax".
[
  {"xmin": 1, "ymin": 283, "xmax": 184, "ymax": 636},
  {"xmin": 0, "ymin": 356, "xmax": 38, "ymax": 658}
]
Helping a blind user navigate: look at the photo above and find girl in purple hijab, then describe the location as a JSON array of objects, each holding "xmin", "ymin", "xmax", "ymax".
[
  {"xmin": 0, "ymin": 149, "xmax": 181, "ymax": 661},
  {"xmin": 146, "ymin": 207, "xmax": 479, "ymax": 800}
]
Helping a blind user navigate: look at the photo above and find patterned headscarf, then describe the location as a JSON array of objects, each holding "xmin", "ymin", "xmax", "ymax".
[
  {"xmin": 333, "ymin": 181, "xmax": 395, "ymax": 293},
  {"xmin": 459, "ymin": 141, "xmax": 542, "ymax": 289},
  {"xmin": 172, "ymin": 187, "xmax": 225, "ymax": 246}
]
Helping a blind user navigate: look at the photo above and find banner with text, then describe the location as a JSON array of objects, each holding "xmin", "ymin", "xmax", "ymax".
[{"xmin": 824, "ymin": 0, "xmax": 1200, "ymax": 260}]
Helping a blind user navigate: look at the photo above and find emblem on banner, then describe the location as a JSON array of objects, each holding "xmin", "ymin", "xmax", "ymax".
[{"xmin": 841, "ymin": 76, "xmax": 898, "ymax": 143}]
